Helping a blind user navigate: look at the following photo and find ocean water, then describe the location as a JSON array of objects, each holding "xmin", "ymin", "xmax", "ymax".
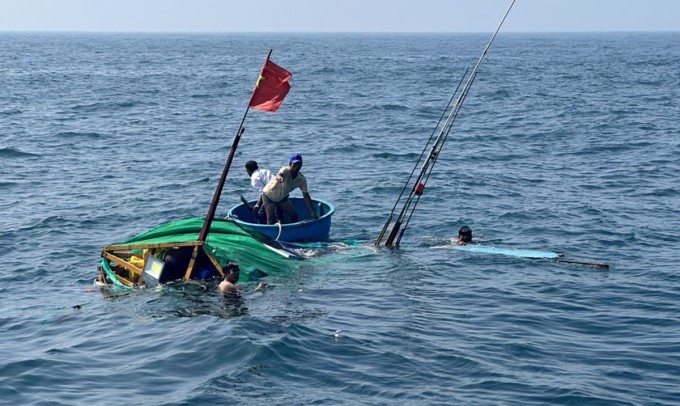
[{"xmin": 1, "ymin": 32, "xmax": 679, "ymax": 405}]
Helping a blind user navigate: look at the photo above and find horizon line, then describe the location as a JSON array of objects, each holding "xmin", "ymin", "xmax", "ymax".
[{"xmin": 1, "ymin": 29, "xmax": 678, "ymax": 34}]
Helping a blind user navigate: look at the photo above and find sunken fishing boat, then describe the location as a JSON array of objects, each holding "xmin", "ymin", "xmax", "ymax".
[{"xmin": 97, "ymin": 51, "xmax": 334, "ymax": 289}]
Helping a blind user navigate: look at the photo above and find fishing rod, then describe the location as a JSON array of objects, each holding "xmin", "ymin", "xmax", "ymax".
[
  {"xmin": 395, "ymin": 66, "xmax": 477, "ymax": 246},
  {"xmin": 376, "ymin": 0, "xmax": 517, "ymax": 247},
  {"xmin": 374, "ymin": 68, "xmax": 468, "ymax": 246},
  {"xmin": 390, "ymin": 99, "xmax": 461, "ymax": 247},
  {"xmin": 380, "ymin": 77, "xmax": 466, "ymax": 247},
  {"xmin": 395, "ymin": 145, "xmax": 440, "ymax": 246},
  {"xmin": 394, "ymin": 70, "xmax": 476, "ymax": 246}
]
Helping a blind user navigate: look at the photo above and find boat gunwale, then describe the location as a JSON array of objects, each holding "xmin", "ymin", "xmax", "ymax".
[{"xmin": 226, "ymin": 197, "xmax": 335, "ymax": 229}]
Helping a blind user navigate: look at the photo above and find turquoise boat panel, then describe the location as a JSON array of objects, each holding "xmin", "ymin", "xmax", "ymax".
[{"xmin": 452, "ymin": 245, "xmax": 559, "ymax": 259}]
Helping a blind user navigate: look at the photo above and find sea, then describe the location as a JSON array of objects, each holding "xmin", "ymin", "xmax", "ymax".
[{"xmin": 1, "ymin": 32, "xmax": 679, "ymax": 405}]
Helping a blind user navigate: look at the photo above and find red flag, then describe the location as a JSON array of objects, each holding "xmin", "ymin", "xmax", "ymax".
[{"xmin": 249, "ymin": 59, "xmax": 292, "ymax": 112}]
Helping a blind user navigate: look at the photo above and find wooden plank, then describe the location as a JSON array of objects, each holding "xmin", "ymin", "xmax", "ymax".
[
  {"xmin": 107, "ymin": 252, "xmax": 139, "ymax": 259},
  {"xmin": 103, "ymin": 241, "xmax": 201, "ymax": 252},
  {"xmin": 112, "ymin": 274, "xmax": 135, "ymax": 287},
  {"xmin": 102, "ymin": 252, "xmax": 143, "ymax": 277},
  {"xmin": 98, "ymin": 262, "xmax": 135, "ymax": 287},
  {"xmin": 202, "ymin": 247, "xmax": 224, "ymax": 277},
  {"xmin": 183, "ymin": 245, "xmax": 202, "ymax": 280}
]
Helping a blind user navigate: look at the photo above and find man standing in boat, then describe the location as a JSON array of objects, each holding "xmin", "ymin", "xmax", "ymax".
[
  {"xmin": 245, "ymin": 160, "xmax": 274, "ymax": 223},
  {"xmin": 261, "ymin": 153, "xmax": 318, "ymax": 224}
]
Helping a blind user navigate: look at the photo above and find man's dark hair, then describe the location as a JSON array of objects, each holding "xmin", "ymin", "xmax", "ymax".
[
  {"xmin": 245, "ymin": 161, "xmax": 258, "ymax": 172},
  {"xmin": 225, "ymin": 261, "xmax": 240, "ymax": 274},
  {"xmin": 458, "ymin": 226, "xmax": 472, "ymax": 242}
]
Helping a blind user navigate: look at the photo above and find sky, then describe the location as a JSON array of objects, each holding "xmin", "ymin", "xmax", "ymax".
[{"xmin": 0, "ymin": 0, "xmax": 678, "ymax": 33}]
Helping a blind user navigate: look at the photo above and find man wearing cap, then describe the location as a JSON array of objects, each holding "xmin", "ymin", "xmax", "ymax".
[{"xmin": 261, "ymin": 153, "xmax": 318, "ymax": 224}]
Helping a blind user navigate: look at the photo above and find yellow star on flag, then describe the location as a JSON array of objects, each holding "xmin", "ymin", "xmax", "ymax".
[{"xmin": 255, "ymin": 74, "xmax": 265, "ymax": 88}]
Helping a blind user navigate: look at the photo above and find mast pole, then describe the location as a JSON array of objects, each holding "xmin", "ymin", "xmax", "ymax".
[
  {"xmin": 184, "ymin": 50, "xmax": 273, "ymax": 280},
  {"xmin": 196, "ymin": 49, "xmax": 272, "ymax": 243}
]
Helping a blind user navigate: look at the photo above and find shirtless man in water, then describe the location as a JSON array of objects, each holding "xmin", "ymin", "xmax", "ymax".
[{"xmin": 219, "ymin": 262, "xmax": 266, "ymax": 294}]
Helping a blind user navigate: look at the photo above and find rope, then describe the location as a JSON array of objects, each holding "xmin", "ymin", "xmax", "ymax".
[{"xmin": 275, "ymin": 221, "xmax": 282, "ymax": 241}]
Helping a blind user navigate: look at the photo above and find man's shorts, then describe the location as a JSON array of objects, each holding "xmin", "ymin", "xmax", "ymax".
[{"xmin": 262, "ymin": 194, "xmax": 290, "ymax": 205}]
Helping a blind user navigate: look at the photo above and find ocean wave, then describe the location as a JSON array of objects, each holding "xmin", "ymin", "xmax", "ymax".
[
  {"xmin": 0, "ymin": 181, "xmax": 19, "ymax": 190},
  {"xmin": 55, "ymin": 131, "xmax": 104, "ymax": 139},
  {"xmin": 372, "ymin": 151, "xmax": 421, "ymax": 160},
  {"xmin": 0, "ymin": 108, "xmax": 22, "ymax": 116},
  {"xmin": 69, "ymin": 100, "xmax": 155, "ymax": 112},
  {"xmin": 0, "ymin": 147, "xmax": 40, "ymax": 158},
  {"xmin": 5, "ymin": 215, "xmax": 68, "ymax": 234},
  {"xmin": 312, "ymin": 66, "xmax": 339, "ymax": 74},
  {"xmin": 380, "ymin": 103, "xmax": 408, "ymax": 111}
]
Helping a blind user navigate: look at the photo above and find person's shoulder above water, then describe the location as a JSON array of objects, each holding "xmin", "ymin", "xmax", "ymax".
[
  {"xmin": 218, "ymin": 262, "xmax": 267, "ymax": 295},
  {"xmin": 219, "ymin": 262, "xmax": 241, "ymax": 294}
]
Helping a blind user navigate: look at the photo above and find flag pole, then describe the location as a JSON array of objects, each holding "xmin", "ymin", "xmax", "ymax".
[
  {"xmin": 184, "ymin": 50, "xmax": 273, "ymax": 279},
  {"xmin": 197, "ymin": 49, "xmax": 272, "ymax": 243}
]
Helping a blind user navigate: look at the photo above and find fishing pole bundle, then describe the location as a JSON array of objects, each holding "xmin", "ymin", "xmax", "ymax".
[{"xmin": 375, "ymin": 0, "xmax": 516, "ymax": 247}]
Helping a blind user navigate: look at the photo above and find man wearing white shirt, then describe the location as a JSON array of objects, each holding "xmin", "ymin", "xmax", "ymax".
[{"xmin": 245, "ymin": 160, "xmax": 275, "ymax": 223}]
